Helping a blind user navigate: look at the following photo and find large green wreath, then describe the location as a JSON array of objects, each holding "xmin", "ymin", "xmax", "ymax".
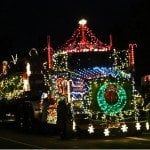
[{"xmin": 97, "ymin": 82, "xmax": 127, "ymax": 116}]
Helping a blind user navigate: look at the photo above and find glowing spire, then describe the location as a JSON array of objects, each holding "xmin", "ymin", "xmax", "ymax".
[
  {"xmin": 79, "ymin": 19, "xmax": 87, "ymax": 45},
  {"xmin": 79, "ymin": 19, "xmax": 87, "ymax": 26},
  {"xmin": 62, "ymin": 18, "xmax": 111, "ymax": 53}
]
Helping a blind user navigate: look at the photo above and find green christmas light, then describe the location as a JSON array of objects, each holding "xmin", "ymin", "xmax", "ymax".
[{"xmin": 97, "ymin": 82, "xmax": 127, "ymax": 116}]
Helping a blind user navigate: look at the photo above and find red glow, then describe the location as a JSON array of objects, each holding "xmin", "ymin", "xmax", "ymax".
[
  {"xmin": 62, "ymin": 21, "xmax": 112, "ymax": 53},
  {"xmin": 128, "ymin": 43, "xmax": 137, "ymax": 71},
  {"xmin": 47, "ymin": 36, "xmax": 53, "ymax": 69}
]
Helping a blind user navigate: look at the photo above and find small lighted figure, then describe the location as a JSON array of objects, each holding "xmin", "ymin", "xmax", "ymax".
[
  {"xmin": 88, "ymin": 124, "xmax": 94, "ymax": 134},
  {"xmin": 26, "ymin": 62, "xmax": 31, "ymax": 76},
  {"xmin": 2, "ymin": 60, "xmax": 8, "ymax": 75},
  {"xmin": 136, "ymin": 122, "xmax": 141, "ymax": 130},
  {"xmin": 11, "ymin": 54, "xmax": 18, "ymax": 64},
  {"xmin": 72, "ymin": 120, "xmax": 76, "ymax": 131},
  {"xmin": 121, "ymin": 124, "xmax": 128, "ymax": 132},
  {"xmin": 79, "ymin": 19, "xmax": 87, "ymax": 25},
  {"xmin": 104, "ymin": 128, "xmax": 110, "ymax": 136},
  {"xmin": 146, "ymin": 122, "xmax": 149, "ymax": 130}
]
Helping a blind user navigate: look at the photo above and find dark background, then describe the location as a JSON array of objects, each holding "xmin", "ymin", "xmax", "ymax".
[{"xmin": 0, "ymin": 0, "xmax": 150, "ymax": 86}]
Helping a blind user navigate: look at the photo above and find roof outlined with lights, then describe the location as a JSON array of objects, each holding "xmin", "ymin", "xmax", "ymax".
[{"xmin": 62, "ymin": 19, "xmax": 112, "ymax": 53}]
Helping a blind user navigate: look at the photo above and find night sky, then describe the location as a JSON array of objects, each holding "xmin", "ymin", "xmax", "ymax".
[{"xmin": 0, "ymin": 0, "xmax": 150, "ymax": 85}]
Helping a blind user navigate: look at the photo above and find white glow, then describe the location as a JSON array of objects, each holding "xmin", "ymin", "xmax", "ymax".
[
  {"xmin": 23, "ymin": 79, "xmax": 30, "ymax": 91},
  {"xmin": 41, "ymin": 92, "xmax": 48, "ymax": 99},
  {"xmin": 79, "ymin": 19, "xmax": 87, "ymax": 25},
  {"xmin": 11, "ymin": 54, "xmax": 18, "ymax": 64},
  {"xmin": 67, "ymin": 80, "xmax": 71, "ymax": 103},
  {"xmin": 88, "ymin": 124, "xmax": 94, "ymax": 134},
  {"xmin": 26, "ymin": 62, "xmax": 31, "ymax": 76},
  {"xmin": 2, "ymin": 60, "xmax": 8, "ymax": 74},
  {"xmin": 104, "ymin": 128, "xmax": 110, "ymax": 136},
  {"xmin": 146, "ymin": 122, "xmax": 149, "ymax": 130},
  {"xmin": 136, "ymin": 122, "xmax": 141, "ymax": 130},
  {"xmin": 121, "ymin": 124, "xmax": 128, "ymax": 132},
  {"xmin": 73, "ymin": 120, "xmax": 76, "ymax": 131}
]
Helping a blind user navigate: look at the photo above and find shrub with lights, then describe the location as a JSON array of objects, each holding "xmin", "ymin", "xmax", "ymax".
[{"xmin": 0, "ymin": 73, "xmax": 24, "ymax": 100}]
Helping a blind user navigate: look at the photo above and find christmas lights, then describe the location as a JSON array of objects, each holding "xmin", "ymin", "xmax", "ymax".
[
  {"xmin": 97, "ymin": 82, "xmax": 127, "ymax": 116},
  {"xmin": 104, "ymin": 128, "xmax": 110, "ymax": 136},
  {"xmin": 88, "ymin": 124, "xmax": 94, "ymax": 134}
]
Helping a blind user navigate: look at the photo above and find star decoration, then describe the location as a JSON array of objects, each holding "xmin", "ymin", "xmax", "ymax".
[
  {"xmin": 121, "ymin": 124, "xmax": 128, "ymax": 132},
  {"xmin": 88, "ymin": 124, "xmax": 94, "ymax": 134},
  {"xmin": 104, "ymin": 128, "xmax": 110, "ymax": 136}
]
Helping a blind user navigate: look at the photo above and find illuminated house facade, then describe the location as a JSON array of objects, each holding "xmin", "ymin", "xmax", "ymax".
[
  {"xmin": 44, "ymin": 19, "xmax": 147, "ymax": 134},
  {"xmin": 0, "ymin": 19, "xmax": 148, "ymax": 135}
]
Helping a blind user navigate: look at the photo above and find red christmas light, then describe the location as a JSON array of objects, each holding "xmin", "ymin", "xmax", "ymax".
[
  {"xmin": 128, "ymin": 43, "xmax": 137, "ymax": 71},
  {"xmin": 62, "ymin": 19, "xmax": 112, "ymax": 53},
  {"xmin": 45, "ymin": 36, "xmax": 53, "ymax": 69}
]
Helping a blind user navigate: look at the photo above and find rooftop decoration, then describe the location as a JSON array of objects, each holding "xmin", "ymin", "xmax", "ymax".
[{"xmin": 62, "ymin": 19, "xmax": 112, "ymax": 53}]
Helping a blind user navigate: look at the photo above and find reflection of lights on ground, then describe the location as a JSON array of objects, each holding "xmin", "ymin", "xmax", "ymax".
[
  {"xmin": 88, "ymin": 124, "xmax": 94, "ymax": 134},
  {"xmin": 121, "ymin": 124, "xmax": 128, "ymax": 132},
  {"xmin": 104, "ymin": 128, "xmax": 110, "ymax": 136},
  {"xmin": 146, "ymin": 122, "xmax": 149, "ymax": 130},
  {"xmin": 136, "ymin": 122, "xmax": 141, "ymax": 130}
]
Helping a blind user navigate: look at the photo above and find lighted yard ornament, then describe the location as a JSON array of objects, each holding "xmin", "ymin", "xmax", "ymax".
[
  {"xmin": 104, "ymin": 128, "xmax": 110, "ymax": 136},
  {"xmin": 11, "ymin": 54, "xmax": 18, "ymax": 65},
  {"xmin": 121, "ymin": 124, "xmax": 128, "ymax": 132},
  {"xmin": 56, "ymin": 77, "xmax": 68, "ymax": 95},
  {"xmin": 88, "ymin": 124, "xmax": 94, "ymax": 134},
  {"xmin": 135, "ymin": 122, "xmax": 141, "ymax": 130},
  {"xmin": 29, "ymin": 48, "xmax": 38, "ymax": 56},
  {"xmin": 22, "ymin": 62, "xmax": 31, "ymax": 91},
  {"xmin": 146, "ymin": 122, "xmax": 149, "ymax": 130},
  {"xmin": 73, "ymin": 120, "xmax": 76, "ymax": 131},
  {"xmin": 97, "ymin": 82, "xmax": 127, "ymax": 116}
]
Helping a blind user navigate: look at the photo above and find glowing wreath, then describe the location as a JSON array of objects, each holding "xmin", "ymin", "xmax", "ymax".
[{"xmin": 97, "ymin": 82, "xmax": 127, "ymax": 116}]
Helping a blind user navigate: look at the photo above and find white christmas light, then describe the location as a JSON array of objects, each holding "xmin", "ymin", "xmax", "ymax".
[
  {"xmin": 121, "ymin": 124, "xmax": 128, "ymax": 132},
  {"xmin": 73, "ymin": 120, "xmax": 76, "ymax": 131},
  {"xmin": 26, "ymin": 62, "xmax": 31, "ymax": 76},
  {"xmin": 79, "ymin": 19, "xmax": 87, "ymax": 25},
  {"xmin": 146, "ymin": 122, "xmax": 149, "ymax": 130},
  {"xmin": 104, "ymin": 128, "xmax": 110, "ymax": 136},
  {"xmin": 136, "ymin": 122, "xmax": 141, "ymax": 130},
  {"xmin": 88, "ymin": 124, "xmax": 94, "ymax": 134}
]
